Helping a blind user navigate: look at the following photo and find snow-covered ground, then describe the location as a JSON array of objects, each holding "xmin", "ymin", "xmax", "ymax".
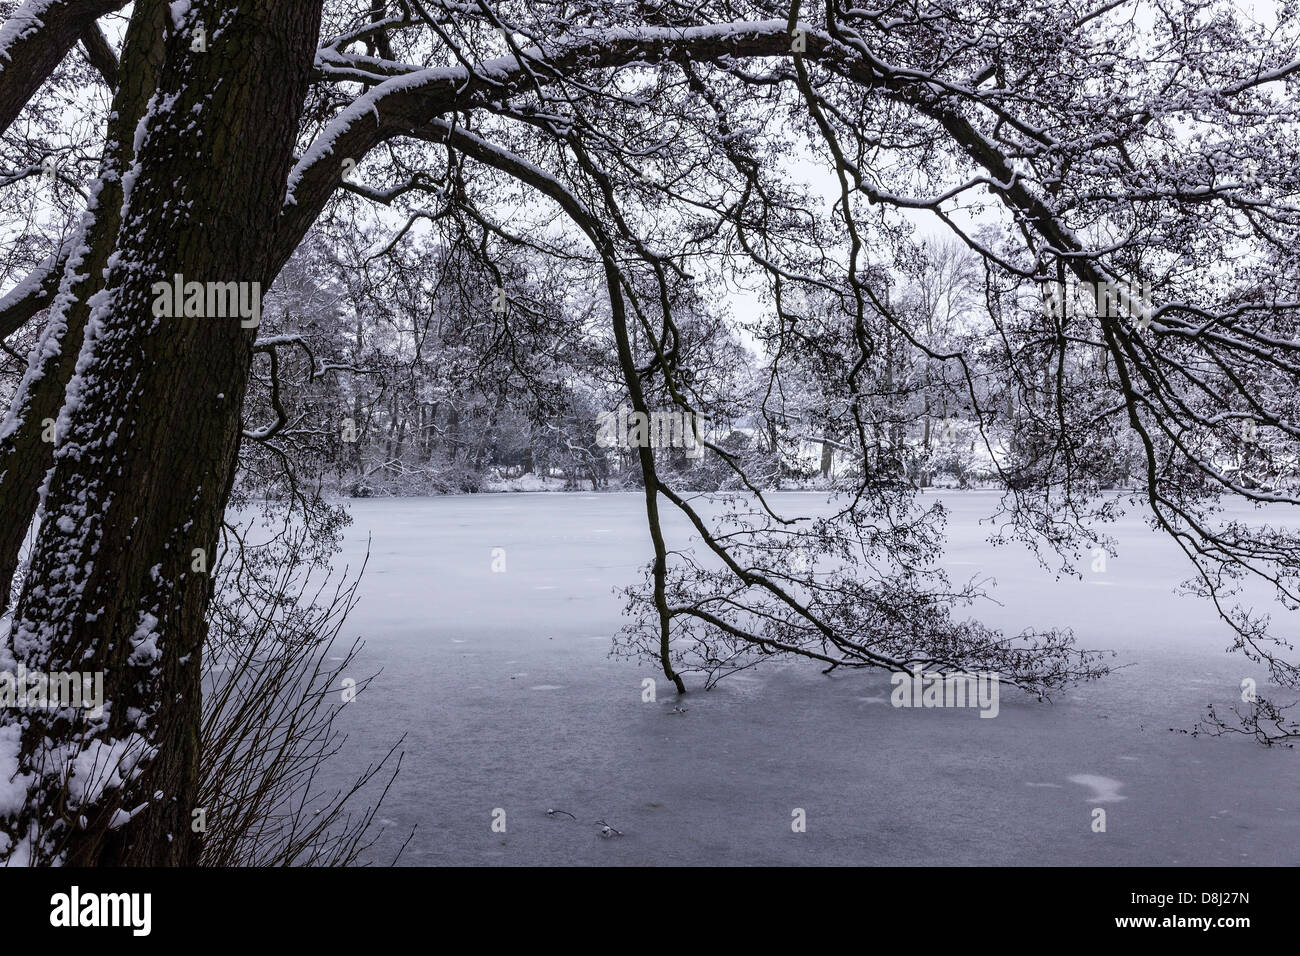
[{"xmin": 320, "ymin": 491, "xmax": 1300, "ymax": 865}]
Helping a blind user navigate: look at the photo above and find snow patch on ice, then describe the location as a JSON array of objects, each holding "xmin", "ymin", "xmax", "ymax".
[{"xmin": 1068, "ymin": 774, "xmax": 1127, "ymax": 802}]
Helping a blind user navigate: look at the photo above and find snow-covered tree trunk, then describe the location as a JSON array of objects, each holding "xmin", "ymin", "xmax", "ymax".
[
  {"xmin": 0, "ymin": 0, "xmax": 323, "ymax": 866},
  {"xmin": 0, "ymin": 0, "xmax": 167, "ymax": 618}
]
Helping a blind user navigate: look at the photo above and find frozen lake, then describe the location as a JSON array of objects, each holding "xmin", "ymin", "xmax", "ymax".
[{"xmin": 317, "ymin": 491, "xmax": 1300, "ymax": 865}]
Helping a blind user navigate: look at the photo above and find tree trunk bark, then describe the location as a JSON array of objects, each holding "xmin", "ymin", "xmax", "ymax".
[
  {"xmin": 0, "ymin": 0, "xmax": 323, "ymax": 867},
  {"xmin": 0, "ymin": 0, "xmax": 167, "ymax": 620}
]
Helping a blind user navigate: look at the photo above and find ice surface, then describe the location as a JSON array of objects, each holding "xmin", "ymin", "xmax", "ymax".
[
  {"xmin": 301, "ymin": 491, "xmax": 1299, "ymax": 865},
  {"xmin": 1068, "ymin": 774, "xmax": 1127, "ymax": 803}
]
